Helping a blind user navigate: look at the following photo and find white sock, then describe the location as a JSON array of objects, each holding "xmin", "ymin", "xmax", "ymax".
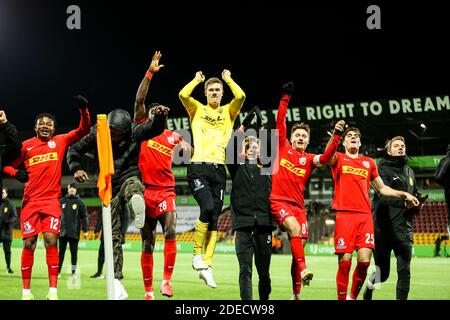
[
  {"xmin": 49, "ymin": 287, "xmax": 57, "ymax": 293},
  {"xmin": 23, "ymin": 289, "xmax": 31, "ymax": 295}
]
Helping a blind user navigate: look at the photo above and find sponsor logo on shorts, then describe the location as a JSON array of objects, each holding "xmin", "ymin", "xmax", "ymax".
[
  {"xmin": 23, "ymin": 221, "xmax": 35, "ymax": 235},
  {"xmin": 28, "ymin": 152, "xmax": 58, "ymax": 166},
  {"xmin": 341, "ymin": 165, "xmax": 368, "ymax": 178},
  {"xmin": 193, "ymin": 179, "xmax": 204, "ymax": 192},
  {"xmin": 147, "ymin": 140, "xmax": 173, "ymax": 157},
  {"xmin": 336, "ymin": 237, "xmax": 347, "ymax": 250},
  {"xmin": 280, "ymin": 158, "xmax": 306, "ymax": 177}
]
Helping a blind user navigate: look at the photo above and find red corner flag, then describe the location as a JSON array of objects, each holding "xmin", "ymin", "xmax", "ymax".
[{"xmin": 96, "ymin": 114, "xmax": 114, "ymax": 206}]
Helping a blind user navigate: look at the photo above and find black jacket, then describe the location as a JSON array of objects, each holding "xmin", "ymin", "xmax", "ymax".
[
  {"xmin": 228, "ymin": 107, "xmax": 275, "ymax": 231},
  {"xmin": 435, "ymin": 145, "xmax": 450, "ymax": 189},
  {"xmin": 66, "ymin": 114, "xmax": 166, "ymax": 196},
  {"xmin": 0, "ymin": 121, "xmax": 21, "ymax": 201},
  {"xmin": 372, "ymin": 155, "xmax": 417, "ymax": 243},
  {"xmin": 60, "ymin": 195, "xmax": 88, "ymax": 240},
  {"xmin": 0, "ymin": 198, "xmax": 17, "ymax": 241}
]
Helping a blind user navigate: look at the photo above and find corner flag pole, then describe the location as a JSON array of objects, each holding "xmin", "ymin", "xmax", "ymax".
[{"xmin": 96, "ymin": 114, "xmax": 115, "ymax": 300}]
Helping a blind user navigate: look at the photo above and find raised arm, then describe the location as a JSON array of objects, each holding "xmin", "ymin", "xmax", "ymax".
[
  {"xmin": 132, "ymin": 106, "xmax": 168, "ymax": 143},
  {"xmin": 134, "ymin": 51, "xmax": 165, "ymax": 122},
  {"xmin": 371, "ymin": 176, "xmax": 420, "ymax": 208},
  {"xmin": 276, "ymin": 82, "xmax": 293, "ymax": 147},
  {"xmin": 315, "ymin": 120, "xmax": 345, "ymax": 167},
  {"xmin": 64, "ymin": 95, "xmax": 91, "ymax": 145},
  {"xmin": 178, "ymin": 72, "xmax": 204, "ymax": 118},
  {"xmin": 0, "ymin": 111, "xmax": 21, "ymax": 161},
  {"xmin": 239, "ymin": 106, "xmax": 264, "ymax": 132},
  {"xmin": 222, "ymin": 69, "xmax": 246, "ymax": 121}
]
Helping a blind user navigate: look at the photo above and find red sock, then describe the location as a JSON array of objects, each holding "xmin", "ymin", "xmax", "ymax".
[
  {"xmin": 46, "ymin": 246, "xmax": 59, "ymax": 288},
  {"xmin": 290, "ymin": 236, "xmax": 305, "ymax": 294},
  {"xmin": 21, "ymin": 248, "xmax": 35, "ymax": 289},
  {"xmin": 336, "ymin": 260, "xmax": 352, "ymax": 300},
  {"xmin": 350, "ymin": 262, "xmax": 370, "ymax": 300},
  {"xmin": 291, "ymin": 259, "xmax": 301, "ymax": 295},
  {"xmin": 163, "ymin": 239, "xmax": 177, "ymax": 281},
  {"xmin": 141, "ymin": 252, "xmax": 154, "ymax": 292}
]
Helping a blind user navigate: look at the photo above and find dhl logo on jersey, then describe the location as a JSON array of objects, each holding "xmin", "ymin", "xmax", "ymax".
[
  {"xmin": 280, "ymin": 158, "xmax": 306, "ymax": 177},
  {"xmin": 147, "ymin": 140, "xmax": 172, "ymax": 157},
  {"xmin": 28, "ymin": 152, "xmax": 58, "ymax": 166},
  {"xmin": 341, "ymin": 165, "xmax": 369, "ymax": 178}
]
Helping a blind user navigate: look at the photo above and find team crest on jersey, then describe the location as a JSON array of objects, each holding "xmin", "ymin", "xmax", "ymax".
[
  {"xmin": 3, "ymin": 207, "xmax": 8, "ymax": 213},
  {"xmin": 336, "ymin": 237, "xmax": 347, "ymax": 249},
  {"xmin": 72, "ymin": 204, "xmax": 78, "ymax": 210},
  {"xmin": 409, "ymin": 176, "xmax": 414, "ymax": 187},
  {"xmin": 299, "ymin": 157, "xmax": 307, "ymax": 166},
  {"xmin": 23, "ymin": 221, "xmax": 35, "ymax": 235},
  {"xmin": 167, "ymin": 136, "xmax": 175, "ymax": 145},
  {"xmin": 48, "ymin": 140, "xmax": 56, "ymax": 149},
  {"xmin": 279, "ymin": 209, "xmax": 289, "ymax": 218},
  {"xmin": 362, "ymin": 160, "xmax": 370, "ymax": 169},
  {"xmin": 62, "ymin": 203, "xmax": 66, "ymax": 209}
]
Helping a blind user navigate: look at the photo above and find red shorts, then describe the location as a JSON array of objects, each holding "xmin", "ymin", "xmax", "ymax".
[
  {"xmin": 144, "ymin": 187, "xmax": 177, "ymax": 219},
  {"xmin": 334, "ymin": 211, "xmax": 374, "ymax": 254},
  {"xmin": 20, "ymin": 199, "xmax": 62, "ymax": 239},
  {"xmin": 271, "ymin": 200, "xmax": 308, "ymax": 239}
]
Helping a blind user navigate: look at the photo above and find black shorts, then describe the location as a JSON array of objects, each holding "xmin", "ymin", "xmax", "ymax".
[{"xmin": 187, "ymin": 163, "xmax": 227, "ymax": 203}]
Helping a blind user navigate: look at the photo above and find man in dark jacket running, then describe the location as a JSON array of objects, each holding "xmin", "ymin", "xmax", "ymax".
[
  {"xmin": 58, "ymin": 183, "xmax": 88, "ymax": 277},
  {"xmin": 363, "ymin": 136, "xmax": 427, "ymax": 300}
]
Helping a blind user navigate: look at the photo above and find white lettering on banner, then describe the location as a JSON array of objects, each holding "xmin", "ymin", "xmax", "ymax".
[
  {"xmin": 305, "ymin": 103, "xmax": 355, "ymax": 120},
  {"xmin": 165, "ymin": 96, "xmax": 449, "ymax": 130}
]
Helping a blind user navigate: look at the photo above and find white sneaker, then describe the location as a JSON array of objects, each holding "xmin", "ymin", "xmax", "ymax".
[
  {"xmin": 114, "ymin": 279, "xmax": 128, "ymax": 300},
  {"xmin": 192, "ymin": 254, "xmax": 208, "ymax": 270},
  {"xmin": 346, "ymin": 295, "xmax": 355, "ymax": 300},
  {"xmin": 130, "ymin": 194, "xmax": 146, "ymax": 229},
  {"xmin": 198, "ymin": 267, "xmax": 217, "ymax": 288}
]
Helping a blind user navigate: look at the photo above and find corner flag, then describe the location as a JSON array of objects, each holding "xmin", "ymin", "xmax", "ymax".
[
  {"xmin": 96, "ymin": 114, "xmax": 116, "ymax": 300},
  {"xmin": 96, "ymin": 114, "xmax": 114, "ymax": 206}
]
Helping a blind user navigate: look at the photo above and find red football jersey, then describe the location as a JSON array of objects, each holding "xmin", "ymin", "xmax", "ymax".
[
  {"xmin": 12, "ymin": 110, "xmax": 90, "ymax": 204},
  {"xmin": 330, "ymin": 152, "xmax": 379, "ymax": 214},
  {"xmin": 139, "ymin": 129, "xmax": 182, "ymax": 187},
  {"xmin": 270, "ymin": 95, "xmax": 319, "ymax": 208}
]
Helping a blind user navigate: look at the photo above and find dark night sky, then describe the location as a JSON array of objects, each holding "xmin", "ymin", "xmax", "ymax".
[{"xmin": 1, "ymin": 1, "xmax": 449, "ymax": 154}]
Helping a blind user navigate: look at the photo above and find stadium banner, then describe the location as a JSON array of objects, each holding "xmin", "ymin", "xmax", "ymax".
[
  {"xmin": 11, "ymin": 239, "xmax": 440, "ymax": 257},
  {"xmin": 166, "ymin": 95, "xmax": 450, "ymax": 131}
]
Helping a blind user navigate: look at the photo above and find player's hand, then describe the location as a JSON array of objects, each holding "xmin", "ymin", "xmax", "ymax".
[
  {"xmin": 333, "ymin": 120, "xmax": 346, "ymax": 136},
  {"xmin": 148, "ymin": 50, "xmax": 164, "ymax": 73},
  {"xmin": 237, "ymin": 125, "xmax": 245, "ymax": 134},
  {"xmin": 74, "ymin": 95, "xmax": 89, "ymax": 110},
  {"xmin": 282, "ymin": 82, "xmax": 294, "ymax": 96},
  {"xmin": 15, "ymin": 170, "xmax": 29, "ymax": 183},
  {"xmin": 221, "ymin": 69, "xmax": 231, "ymax": 81},
  {"xmin": 74, "ymin": 169, "xmax": 89, "ymax": 183},
  {"xmin": 195, "ymin": 71, "xmax": 205, "ymax": 83},
  {"xmin": 154, "ymin": 105, "xmax": 170, "ymax": 116},
  {"xmin": 404, "ymin": 193, "xmax": 420, "ymax": 209},
  {"xmin": 0, "ymin": 110, "xmax": 7, "ymax": 124}
]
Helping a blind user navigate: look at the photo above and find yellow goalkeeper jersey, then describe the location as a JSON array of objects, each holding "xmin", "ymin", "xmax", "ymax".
[{"xmin": 179, "ymin": 77, "xmax": 246, "ymax": 164}]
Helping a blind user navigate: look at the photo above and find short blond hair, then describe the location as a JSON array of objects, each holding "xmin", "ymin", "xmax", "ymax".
[
  {"xmin": 204, "ymin": 77, "xmax": 223, "ymax": 91},
  {"xmin": 385, "ymin": 136, "xmax": 405, "ymax": 151}
]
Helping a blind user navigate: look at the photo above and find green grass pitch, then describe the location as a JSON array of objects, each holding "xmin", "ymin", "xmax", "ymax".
[{"xmin": 0, "ymin": 247, "xmax": 449, "ymax": 300}]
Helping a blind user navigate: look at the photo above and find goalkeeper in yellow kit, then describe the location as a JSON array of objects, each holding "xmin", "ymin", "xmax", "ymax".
[{"xmin": 179, "ymin": 69, "xmax": 245, "ymax": 288}]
